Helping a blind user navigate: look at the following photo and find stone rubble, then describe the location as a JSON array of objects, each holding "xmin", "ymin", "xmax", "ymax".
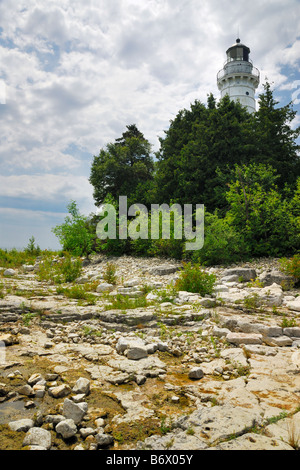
[{"xmin": 0, "ymin": 254, "xmax": 300, "ymax": 450}]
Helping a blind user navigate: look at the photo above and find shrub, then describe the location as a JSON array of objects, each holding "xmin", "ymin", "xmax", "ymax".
[
  {"xmin": 280, "ymin": 254, "xmax": 300, "ymax": 285},
  {"xmin": 52, "ymin": 201, "xmax": 94, "ymax": 257},
  {"xmin": 56, "ymin": 284, "xmax": 97, "ymax": 304},
  {"xmin": 103, "ymin": 262, "xmax": 117, "ymax": 285},
  {"xmin": 174, "ymin": 262, "xmax": 216, "ymax": 296},
  {"xmin": 37, "ymin": 253, "xmax": 82, "ymax": 284},
  {"xmin": 192, "ymin": 212, "xmax": 247, "ymax": 266},
  {"xmin": 25, "ymin": 236, "xmax": 41, "ymax": 256}
]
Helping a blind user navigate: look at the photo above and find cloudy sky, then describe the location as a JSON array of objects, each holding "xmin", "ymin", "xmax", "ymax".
[{"xmin": 0, "ymin": 0, "xmax": 299, "ymax": 250}]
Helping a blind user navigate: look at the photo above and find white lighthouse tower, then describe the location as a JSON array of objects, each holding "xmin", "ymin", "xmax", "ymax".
[{"xmin": 217, "ymin": 38, "xmax": 260, "ymax": 114}]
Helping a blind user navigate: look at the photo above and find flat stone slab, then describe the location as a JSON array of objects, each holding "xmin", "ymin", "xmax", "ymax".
[
  {"xmin": 211, "ymin": 432, "xmax": 294, "ymax": 450},
  {"xmin": 226, "ymin": 332, "xmax": 263, "ymax": 345}
]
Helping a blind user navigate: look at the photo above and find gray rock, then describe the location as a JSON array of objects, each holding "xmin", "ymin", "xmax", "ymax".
[
  {"xmin": 9, "ymin": 419, "xmax": 34, "ymax": 432},
  {"xmin": 79, "ymin": 427, "xmax": 97, "ymax": 438},
  {"xmin": 258, "ymin": 269, "xmax": 294, "ymax": 288},
  {"xmin": 269, "ymin": 336, "xmax": 293, "ymax": 347},
  {"xmin": 22, "ymin": 427, "xmax": 52, "ymax": 450},
  {"xmin": 23, "ymin": 265, "xmax": 35, "ymax": 272},
  {"xmin": 211, "ymin": 432, "xmax": 294, "ymax": 450},
  {"xmin": 48, "ymin": 384, "xmax": 71, "ymax": 398},
  {"xmin": 18, "ymin": 384, "xmax": 35, "ymax": 397},
  {"xmin": 56, "ymin": 419, "xmax": 77, "ymax": 439},
  {"xmin": 148, "ymin": 265, "xmax": 180, "ymax": 275},
  {"xmin": 116, "ymin": 337, "xmax": 148, "ymax": 360},
  {"xmin": 45, "ymin": 414, "xmax": 65, "ymax": 425},
  {"xmin": 283, "ymin": 327, "xmax": 300, "ymax": 338},
  {"xmin": 188, "ymin": 367, "xmax": 204, "ymax": 380},
  {"xmin": 226, "ymin": 332, "xmax": 263, "ymax": 345},
  {"xmin": 126, "ymin": 343, "xmax": 148, "ymax": 360},
  {"xmin": 95, "ymin": 432, "xmax": 114, "ymax": 447},
  {"xmin": 62, "ymin": 398, "xmax": 88, "ymax": 424},
  {"xmin": 96, "ymin": 283, "xmax": 115, "ymax": 293},
  {"xmin": 28, "ymin": 373, "xmax": 43, "ymax": 386},
  {"xmin": 3, "ymin": 269, "xmax": 16, "ymax": 277},
  {"xmin": 286, "ymin": 298, "xmax": 300, "ymax": 312},
  {"xmin": 222, "ymin": 267, "xmax": 257, "ymax": 282},
  {"xmin": 72, "ymin": 377, "xmax": 90, "ymax": 395}
]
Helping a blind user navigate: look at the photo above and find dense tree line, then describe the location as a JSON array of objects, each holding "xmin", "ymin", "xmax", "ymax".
[{"xmin": 55, "ymin": 83, "xmax": 300, "ymax": 264}]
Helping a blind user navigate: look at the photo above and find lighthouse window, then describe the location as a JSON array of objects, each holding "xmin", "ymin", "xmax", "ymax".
[
  {"xmin": 236, "ymin": 47, "xmax": 243, "ymax": 60},
  {"xmin": 246, "ymin": 92, "xmax": 249, "ymax": 95}
]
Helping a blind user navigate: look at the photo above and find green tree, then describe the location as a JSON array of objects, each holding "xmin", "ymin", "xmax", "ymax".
[
  {"xmin": 226, "ymin": 164, "xmax": 299, "ymax": 256},
  {"xmin": 252, "ymin": 82, "xmax": 300, "ymax": 189},
  {"xmin": 154, "ymin": 95, "xmax": 253, "ymax": 212},
  {"xmin": 89, "ymin": 124, "xmax": 154, "ymax": 207}
]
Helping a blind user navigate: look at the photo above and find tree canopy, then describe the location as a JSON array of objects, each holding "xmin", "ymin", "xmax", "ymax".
[{"xmin": 89, "ymin": 124, "xmax": 154, "ymax": 207}]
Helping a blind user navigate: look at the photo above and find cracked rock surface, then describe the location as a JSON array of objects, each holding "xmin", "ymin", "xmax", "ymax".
[{"xmin": 0, "ymin": 255, "xmax": 300, "ymax": 450}]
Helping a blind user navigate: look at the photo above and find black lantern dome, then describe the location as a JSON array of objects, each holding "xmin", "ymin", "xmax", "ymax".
[{"xmin": 226, "ymin": 38, "xmax": 250, "ymax": 63}]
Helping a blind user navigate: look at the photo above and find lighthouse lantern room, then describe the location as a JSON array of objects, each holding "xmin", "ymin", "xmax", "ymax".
[{"xmin": 217, "ymin": 38, "xmax": 260, "ymax": 114}]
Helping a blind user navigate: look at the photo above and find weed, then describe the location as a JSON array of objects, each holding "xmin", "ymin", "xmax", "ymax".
[
  {"xmin": 106, "ymin": 294, "xmax": 148, "ymax": 311},
  {"xmin": 160, "ymin": 417, "xmax": 172, "ymax": 435},
  {"xmin": 280, "ymin": 254, "xmax": 300, "ymax": 284},
  {"xmin": 266, "ymin": 411, "xmax": 289, "ymax": 425},
  {"xmin": 186, "ymin": 427, "xmax": 195, "ymax": 435},
  {"xmin": 247, "ymin": 279, "xmax": 264, "ymax": 288},
  {"xmin": 103, "ymin": 262, "xmax": 117, "ymax": 285},
  {"xmin": 21, "ymin": 312, "xmax": 36, "ymax": 326},
  {"xmin": 288, "ymin": 417, "xmax": 300, "ymax": 450},
  {"xmin": 243, "ymin": 293, "xmax": 260, "ymax": 310},
  {"xmin": 280, "ymin": 315, "xmax": 297, "ymax": 328},
  {"xmin": 56, "ymin": 285, "xmax": 97, "ymax": 305},
  {"xmin": 37, "ymin": 253, "xmax": 82, "ymax": 284}
]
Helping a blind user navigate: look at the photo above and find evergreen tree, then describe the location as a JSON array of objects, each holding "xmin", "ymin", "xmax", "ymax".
[
  {"xmin": 154, "ymin": 95, "xmax": 252, "ymax": 211},
  {"xmin": 252, "ymin": 82, "xmax": 300, "ymax": 189},
  {"xmin": 89, "ymin": 124, "xmax": 154, "ymax": 207}
]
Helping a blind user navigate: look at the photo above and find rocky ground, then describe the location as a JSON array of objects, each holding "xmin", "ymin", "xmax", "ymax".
[{"xmin": 0, "ymin": 254, "xmax": 300, "ymax": 451}]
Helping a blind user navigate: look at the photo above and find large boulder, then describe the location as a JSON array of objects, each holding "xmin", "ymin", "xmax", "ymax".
[
  {"xmin": 22, "ymin": 427, "xmax": 52, "ymax": 450},
  {"xmin": 221, "ymin": 267, "xmax": 257, "ymax": 282},
  {"xmin": 258, "ymin": 269, "xmax": 295, "ymax": 289}
]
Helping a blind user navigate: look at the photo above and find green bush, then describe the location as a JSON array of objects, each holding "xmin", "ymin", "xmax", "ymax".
[
  {"xmin": 52, "ymin": 201, "xmax": 94, "ymax": 257},
  {"xmin": 103, "ymin": 262, "xmax": 117, "ymax": 285},
  {"xmin": 225, "ymin": 164, "xmax": 299, "ymax": 257},
  {"xmin": 25, "ymin": 236, "xmax": 41, "ymax": 256},
  {"xmin": 174, "ymin": 262, "xmax": 216, "ymax": 296},
  {"xmin": 280, "ymin": 254, "xmax": 300, "ymax": 284},
  {"xmin": 37, "ymin": 253, "xmax": 82, "ymax": 284},
  {"xmin": 192, "ymin": 212, "xmax": 247, "ymax": 266},
  {"xmin": 0, "ymin": 248, "xmax": 47, "ymax": 269}
]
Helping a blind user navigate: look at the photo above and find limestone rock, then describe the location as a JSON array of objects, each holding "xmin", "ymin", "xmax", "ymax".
[
  {"xmin": 258, "ymin": 269, "xmax": 295, "ymax": 289},
  {"xmin": 95, "ymin": 432, "xmax": 114, "ymax": 447},
  {"xmin": 286, "ymin": 298, "xmax": 300, "ymax": 312},
  {"xmin": 9, "ymin": 419, "xmax": 34, "ymax": 432},
  {"xmin": 226, "ymin": 332, "xmax": 263, "ymax": 345},
  {"xmin": 56, "ymin": 419, "xmax": 77, "ymax": 439},
  {"xmin": 22, "ymin": 427, "xmax": 52, "ymax": 450},
  {"xmin": 222, "ymin": 267, "xmax": 257, "ymax": 282},
  {"xmin": 72, "ymin": 377, "xmax": 90, "ymax": 395},
  {"xmin": 48, "ymin": 384, "xmax": 71, "ymax": 398},
  {"xmin": 211, "ymin": 432, "xmax": 294, "ymax": 450},
  {"xmin": 188, "ymin": 367, "xmax": 204, "ymax": 380},
  {"xmin": 3, "ymin": 269, "xmax": 16, "ymax": 277},
  {"xmin": 96, "ymin": 283, "xmax": 115, "ymax": 293},
  {"xmin": 62, "ymin": 398, "xmax": 88, "ymax": 424}
]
